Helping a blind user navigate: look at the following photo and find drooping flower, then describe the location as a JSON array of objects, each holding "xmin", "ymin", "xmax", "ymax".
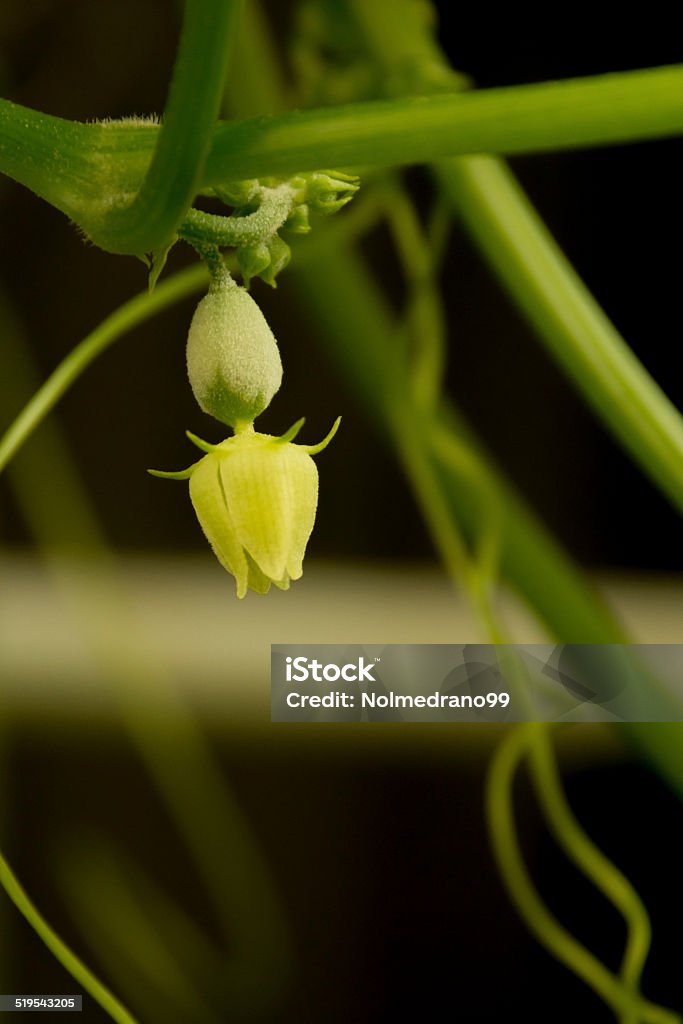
[{"xmin": 150, "ymin": 419, "xmax": 339, "ymax": 598}]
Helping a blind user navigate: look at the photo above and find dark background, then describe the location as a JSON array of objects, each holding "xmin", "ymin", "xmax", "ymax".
[
  {"xmin": 1, "ymin": 7, "xmax": 682, "ymax": 1023},
  {"xmin": 0, "ymin": 1, "xmax": 682, "ymax": 570},
  {"xmin": 4, "ymin": 726, "xmax": 682, "ymax": 1023}
]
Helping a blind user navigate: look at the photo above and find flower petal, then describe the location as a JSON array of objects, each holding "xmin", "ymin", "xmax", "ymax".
[
  {"xmin": 219, "ymin": 445, "xmax": 297, "ymax": 581},
  {"xmin": 283, "ymin": 450, "xmax": 318, "ymax": 581},
  {"xmin": 245, "ymin": 551, "xmax": 272, "ymax": 595},
  {"xmin": 189, "ymin": 455, "xmax": 249, "ymax": 598}
]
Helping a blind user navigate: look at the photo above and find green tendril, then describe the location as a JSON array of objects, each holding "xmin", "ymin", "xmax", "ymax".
[
  {"xmin": 0, "ymin": 264, "xmax": 208, "ymax": 478},
  {"xmin": 0, "ymin": 851, "xmax": 139, "ymax": 1024},
  {"xmin": 486, "ymin": 726, "xmax": 681, "ymax": 1024}
]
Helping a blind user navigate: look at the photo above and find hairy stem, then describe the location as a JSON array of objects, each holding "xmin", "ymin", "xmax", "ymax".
[
  {"xmin": 4, "ymin": 65, "xmax": 683, "ymax": 244},
  {"xmin": 94, "ymin": 0, "xmax": 243, "ymax": 254},
  {"xmin": 179, "ymin": 184, "xmax": 295, "ymax": 247}
]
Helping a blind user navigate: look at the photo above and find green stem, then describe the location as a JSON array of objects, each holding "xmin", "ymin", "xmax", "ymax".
[
  {"xmin": 4, "ymin": 65, "xmax": 683, "ymax": 245},
  {"xmin": 437, "ymin": 155, "xmax": 683, "ymax": 516},
  {"xmin": 381, "ymin": 177, "xmax": 449, "ymax": 410},
  {"xmin": 218, "ymin": 3, "xmax": 683, "ymax": 806},
  {"xmin": 99, "ymin": 0, "xmax": 242, "ymax": 254},
  {"xmin": 0, "ymin": 100, "xmax": 96, "ymax": 214},
  {"xmin": 0, "ymin": 265, "xmax": 208, "ymax": 475},
  {"xmin": 0, "ymin": 852, "xmax": 138, "ymax": 1024},
  {"xmin": 345, "ymin": 0, "xmax": 683, "ymax": 797},
  {"xmin": 179, "ymin": 184, "xmax": 295, "ymax": 247},
  {"xmin": 202, "ymin": 64, "xmax": 683, "ymax": 179},
  {"xmin": 395, "ymin": 419, "xmax": 507, "ymax": 644},
  {"xmin": 351, "ymin": 0, "xmax": 683, "ymax": 529},
  {"xmin": 292, "ymin": 244, "xmax": 628, "ymax": 644}
]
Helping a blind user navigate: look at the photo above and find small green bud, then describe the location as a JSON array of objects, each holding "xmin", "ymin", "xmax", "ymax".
[
  {"xmin": 282, "ymin": 203, "xmax": 311, "ymax": 235},
  {"xmin": 260, "ymin": 236, "xmax": 291, "ymax": 288},
  {"xmin": 150, "ymin": 419, "xmax": 341, "ymax": 598},
  {"xmin": 305, "ymin": 171, "xmax": 359, "ymax": 213},
  {"xmin": 214, "ymin": 180, "xmax": 259, "ymax": 206},
  {"xmin": 237, "ymin": 242, "xmax": 271, "ymax": 287},
  {"xmin": 186, "ymin": 277, "xmax": 282, "ymax": 429}
]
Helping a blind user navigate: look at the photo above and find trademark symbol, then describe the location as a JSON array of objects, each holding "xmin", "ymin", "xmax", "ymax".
[{"xmin": 374, "ymin": 657, "xmax": 381, "ymax": 662}]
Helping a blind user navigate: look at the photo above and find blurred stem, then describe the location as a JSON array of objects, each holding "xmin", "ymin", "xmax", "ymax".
[
  {"xmin": 394, "ymin": 414, "xmax": 506, "ymax": 643},
  {"xmin": 62, "ymin": 841, "xmax": 228, "ymax": 1014},
  {"xmin": 382, "ymin": 177, "xmax": 449, "ymax": 410},
  {"xmin": 0, "ymin": 264, "xmax": 208, "ymax": 477},
  {"xmin": 380, "ymin": 177, "xmax": 505, "ymax": 638},
  {"xmin": 65, "ymin": 883, "xmax": 216, "ymax": 1022},
  {"xmin": 294, "ymin": 228, "xmax": 683, "ymax": 783},
  {"xmin": 292, "ymin": 243, "xmax": 627, "ymax": 643},
  {"xmin": 222, "ymin": 0, "xmax": 289, "ymax": 118},
  {"xmin": 437, "ymin": 156, "xmax": 683, "ymax": 516},
  {"xmin": 344, "ymin": 0, "xmax": 683, "ymax": 794},
  {"xmin": 350, "ymin": 0, "xmax": 683, "ymax": 520},
  {"xmin": 0, "ymin": 852, "xmax": 138, "ymax": 1024}
]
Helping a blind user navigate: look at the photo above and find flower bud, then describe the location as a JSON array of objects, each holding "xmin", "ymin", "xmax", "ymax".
[
  {"xmin": 260, "ymin": 236, "xmax": 291, "ymax": 288},
  {"xmin": 214, "ymin": 180, "xmax": 259, "ymax": 206},
  {"xmin": 305, "ymin": 171, "xmax": 359, "ymax": 213},
  {"xmin": 283, "ymin": 203, "xmax": 311, "ymax": 235},
  {"xmin": 186, "ymin": 278, "xmax": 282, "ymax": 429},
  {"xmin": 237, "ymin": 242, "xmax": 271, "ymax": 288}
]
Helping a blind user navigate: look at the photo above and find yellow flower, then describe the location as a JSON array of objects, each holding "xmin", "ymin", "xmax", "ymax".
[{"xmin": 150, "ymin": 419, "xmax": 339, "ymax": 598}]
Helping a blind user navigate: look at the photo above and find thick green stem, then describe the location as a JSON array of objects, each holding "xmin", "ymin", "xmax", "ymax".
[
  {"xmin": 182, "ymin": 64, "xmax": 683, "ymax": 179},
  {"xmin": 95, "ymin": 0, "xmax": 242, "ymax": 254},
  {"xmin": 437, "ymin": 155, "xmax": 683, "ymax": 516},
  {"xmin": 1, "ymin": 0, "xmax": 242, "ymax": 254},
  {"xmin": 4, "ymin": 64, "xmax": 683, "ymax": 247},
  {"xmin": 0, "ymin": 101, "xmax": 95, "ymax": 212}
]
